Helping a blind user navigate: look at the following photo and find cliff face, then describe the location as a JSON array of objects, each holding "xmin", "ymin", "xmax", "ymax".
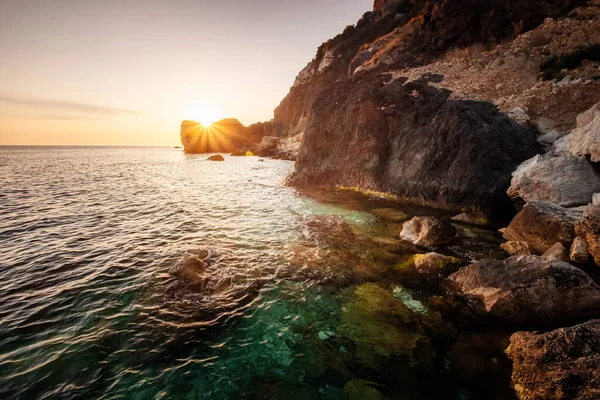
[
  {"xmin": 275, "ymin": 0, "xmax": 600, "ymax": 212},
  {"xmin": 180, "ymin": 119, "xmax": 270, "ymax": 154}
]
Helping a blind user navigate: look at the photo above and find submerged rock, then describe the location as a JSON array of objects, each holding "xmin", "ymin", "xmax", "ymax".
[
  {"xmin": 336, "ymin": 283, "xmax": 435, "ymax": 368},
  {"xmin": 576, "ymin": 204, "xmax": 600, "ymax": 265},
  {"xmin": 448, "ymin": 255, "xmax": 600, "ymax": 325},
  {"xmin": 502, "ymin": 201, "xmax": 579, "ymax": 254},
  {"xmin": 207, "ymin": 154, "xmax": 225, "ymax": 161},
  {"xmin": 343, "ymin": 379, "xmax": 384, "ymax": 400},
  {"xmin": 412, "ymin": 252, "xmax": 462, "ymax": 277},
  {"xmin": 570, "ymin": 236, "xmax": 589, "ymax": 264},
  {"xmin": 507, "ymin": 154, "xmax": 600, "ymax": 207},
  {"xmin": 400, "ymin": 216, "xmax": 456, "ymax": 247},
  {"xmin": 507, "ymin": 319, "xmax": 600, "ymax": 400},
  {"xmin": 371, "ymin": 207, "xmax": 409, "ymax": 222},
  {"xmin": 169, "ymin": 251, "xmax": 212, "ymax": 283},
  {"xmin": 569, "ymin": 102, "xmax": 600, "ymax": 162}
]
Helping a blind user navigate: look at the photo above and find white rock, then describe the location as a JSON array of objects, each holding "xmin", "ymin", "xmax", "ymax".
[
  {"xmin": 508, "ymin": 154, "xmax": 600, "ymax": 207},
  {"xmin": 569, "ymin": 102, "xmax": 600, "ymax": 162}
]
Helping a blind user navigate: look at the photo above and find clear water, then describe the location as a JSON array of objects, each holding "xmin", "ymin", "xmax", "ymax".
[{"xmin": 0, "ymin": 147, "xmax": 515, "ymax": 400}]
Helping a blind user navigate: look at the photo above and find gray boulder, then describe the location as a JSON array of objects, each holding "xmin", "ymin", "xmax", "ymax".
[
  {"xmin": 448, "ymin": 255, "xmax": 600, "ymax": 325},
  {"xmin": 507, "ymin": 319, "xmax": 600, "ymax": 400},
  {"xmin": 507, "ymin": 154, "xmax": 600, "ymax": 207}
]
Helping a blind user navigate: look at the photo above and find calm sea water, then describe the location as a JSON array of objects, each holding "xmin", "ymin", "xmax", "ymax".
[{"xmin": 0, "ymin": 147, "xmax": 514, "ymax": 400}]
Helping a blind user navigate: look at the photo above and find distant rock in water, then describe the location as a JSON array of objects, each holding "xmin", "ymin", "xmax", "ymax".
[
  {"xmin": 207, "ymin": 154, "xmax": 225, "ymax": 162},
  {"xmin": 180, "ymin": 119, "xmax": 272, "ymax": 154}
]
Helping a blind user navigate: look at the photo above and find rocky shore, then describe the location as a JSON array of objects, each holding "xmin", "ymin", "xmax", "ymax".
[{"xmin": 178, "ymin": 1, "xmax": 600, "ymax": 397}]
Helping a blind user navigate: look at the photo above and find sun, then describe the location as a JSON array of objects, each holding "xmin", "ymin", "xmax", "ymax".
[{"xmin": 187, "ymin": 102, "xmax": 223, "ymax": 127}]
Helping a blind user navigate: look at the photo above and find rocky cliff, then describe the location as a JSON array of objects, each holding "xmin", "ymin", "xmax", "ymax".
[{"xmin": 274, "ymin": 0, "xmax": 600, "ymax": 213}]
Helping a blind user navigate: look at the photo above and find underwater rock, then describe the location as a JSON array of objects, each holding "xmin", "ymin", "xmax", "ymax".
[
  {"xmin": 169, "ymin": 251, "xmax": 211, "ymax": 283},
  {"xmin": 541, "ymin": 242, "xmax": 570, "ymax": 262},
  {"xmin": 500, "ymin": 241, "xmax": 536, "ymax": 256},
  {"xmin": 392, "ymin": 286, "xmax": 428, "ymax": 315},
  {"xmin": 570, "ymin": 236, "xmax": 589, "ymax": 264},
  {"xmin": 207, "ymin": 154, "xmax": 225, "ymax": 161},
  {"xmin": 412, "ymin": 253, "xmax": 462, "ymax": 278},
  {"xmin": 448, "ymin": 255, "xmax": 600, "ymax": 325},
  {"xmin": 575, "ymin": 204, "xmax": 600, "ymax": 265},
  {"xmin": 502, "ymin": 201, "xmax": 579, "ymax": 254},
  {"xmin": 507, "ymin": 319, "xmax": 600, "ymax": 400},
  {"xmin": 317, "ymin": 331, "xmax": 335, "ymax": 341},
  {"xmin": 343, "ymin": 379, "xmax": 384, "ymax": 400},
  {"xmin": 371, "ymin": 208, "xmax": 409, "ymax": 222},
  {"xmin": 336, "ymin": 283, "xmax": 435, "ymax": 369},
  {"xmin": 451, "ymin": 212, "xmax": 489, "ymax": 226},
  {"xmin": 400, "ymin": 216, "xmax": 456, "ymax": 247}
]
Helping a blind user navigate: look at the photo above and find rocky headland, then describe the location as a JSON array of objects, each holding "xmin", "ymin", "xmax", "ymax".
[{"xmin": 179, "ymin": 1, "xmax": 600, "ymax": 397}]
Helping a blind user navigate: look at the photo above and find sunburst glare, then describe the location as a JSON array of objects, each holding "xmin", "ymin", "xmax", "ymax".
[{"xmin": 186, "ymin": 102, "xmax": 223, "ymax": 127}]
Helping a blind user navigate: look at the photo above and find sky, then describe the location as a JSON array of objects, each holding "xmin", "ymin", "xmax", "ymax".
[{"xmin": 0, "ymin": 0, "xmax": 373, "ymax": 146}]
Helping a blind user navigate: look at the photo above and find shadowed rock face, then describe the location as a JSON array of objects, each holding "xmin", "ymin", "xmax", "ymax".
[
  {"xmin": 287, "ymin": 73, "xmax": 540, "ymax": 214},
  {"xmin": 507, "ymin": 319, "xmax": 600, "ymax": 400},
  {"xmin": 180, "ymin": 119, "xmax": 270, "ymax": 154}
]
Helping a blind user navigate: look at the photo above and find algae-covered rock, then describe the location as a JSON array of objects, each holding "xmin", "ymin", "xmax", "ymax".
[
  {"xmin": 337, "ymin": 283, "xmax": 435, "ymax": 368},
  {"xmin": 400, "ymin": 216, "xmax": 457, "ymax": 247}
]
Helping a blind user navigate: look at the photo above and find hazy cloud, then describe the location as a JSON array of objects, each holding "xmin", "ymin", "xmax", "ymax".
[{"xmin": 0, "ymin": 95, "xmax": 140, "ymax": 119}]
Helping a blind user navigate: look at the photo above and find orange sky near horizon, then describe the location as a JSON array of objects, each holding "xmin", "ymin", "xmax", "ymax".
[{"xmin": 0, "ymin": 0, "xmax": 373, "ymax": 146}]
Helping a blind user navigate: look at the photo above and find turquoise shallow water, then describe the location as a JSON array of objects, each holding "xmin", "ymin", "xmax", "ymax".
[{"xmin": 0, "ymin": 147, "xmax": 515, "ymax": 399}]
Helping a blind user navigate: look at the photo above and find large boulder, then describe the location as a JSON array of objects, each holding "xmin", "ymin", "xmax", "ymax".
[
  {"xmin": 507, "ymin": 154, "xmax": 600, "ymax": 207},
  {"xmin": 569, "ymin": 102, "xmax": 600, "ymax": 162},
  {"xmin": 576, "ymin": 204, "xmax": 600, "ymax": 265},
  {"xmin": 287, "ymin": 73, "xmax": 540, "ymax": 214},
  {"xmin": 506, "ymin": 319, "xmax": 600, "ymax": 400},
  {"xmin": 448, "ymin": 255, "xmax": 600, "ymax": 325},
  {"xmin": 399, "ymin": 216, "xmax": 457, "ymax": 247},
  {"xmin": 502, "ymin": 201, "xmax": 580, "ymax": 254}
]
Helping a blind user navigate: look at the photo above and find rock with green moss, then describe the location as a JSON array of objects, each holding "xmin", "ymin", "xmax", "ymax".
[
  {"xmin": 343, "ymin": 379, "xmax": 384, "ymax": 400},
  {"xmin": 371, "ymin": 207, "xmax": 409, "ymax": 222},
  {"xmin": 336, "ymin": 283, "xmax": 435, "ymax": 369}
]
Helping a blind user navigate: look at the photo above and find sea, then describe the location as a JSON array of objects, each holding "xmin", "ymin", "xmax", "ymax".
[{"xmin": 0, "ymin": 146, "xmax": 515, "ymax": 399}]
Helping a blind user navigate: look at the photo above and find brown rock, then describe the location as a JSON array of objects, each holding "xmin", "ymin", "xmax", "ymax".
[
  {"xmin": 541, "ymin": 242, "xmax": 569, "ymax": 262},
  {"xmin": 576, "ymin": 204, "xmax": 600, "ymax": 265},
  {"xmin": 448, "ymin": 255, "xmax": 600, "ymax": 325},
  {"xmin": 399, "ymin": 216, "xmax": 456, "ymax": 247},
  {"xmin": 343, "ymin": 379, "xmax": 384, "ymax": 400},
  {"xmin": 502, "ymin": 201, "xmax": 579, "ymax": 254},
  {"xmin": 207, "ymin": 154, "xmax": 225, "ymax": 162},
  {"xmin": 569, "ymin": 101, "xmax": 600, "ymax": 162},
  {"xmin": 506, "ymin": 319, "xmax": 600, "ymax": 400},
  {"xmin": 501, "ymin": 241, "xmax": 536, "ymax": 256},
  {"xmin": 570, "ymin": 236, "xmax": 589, "ymax": 264}
]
